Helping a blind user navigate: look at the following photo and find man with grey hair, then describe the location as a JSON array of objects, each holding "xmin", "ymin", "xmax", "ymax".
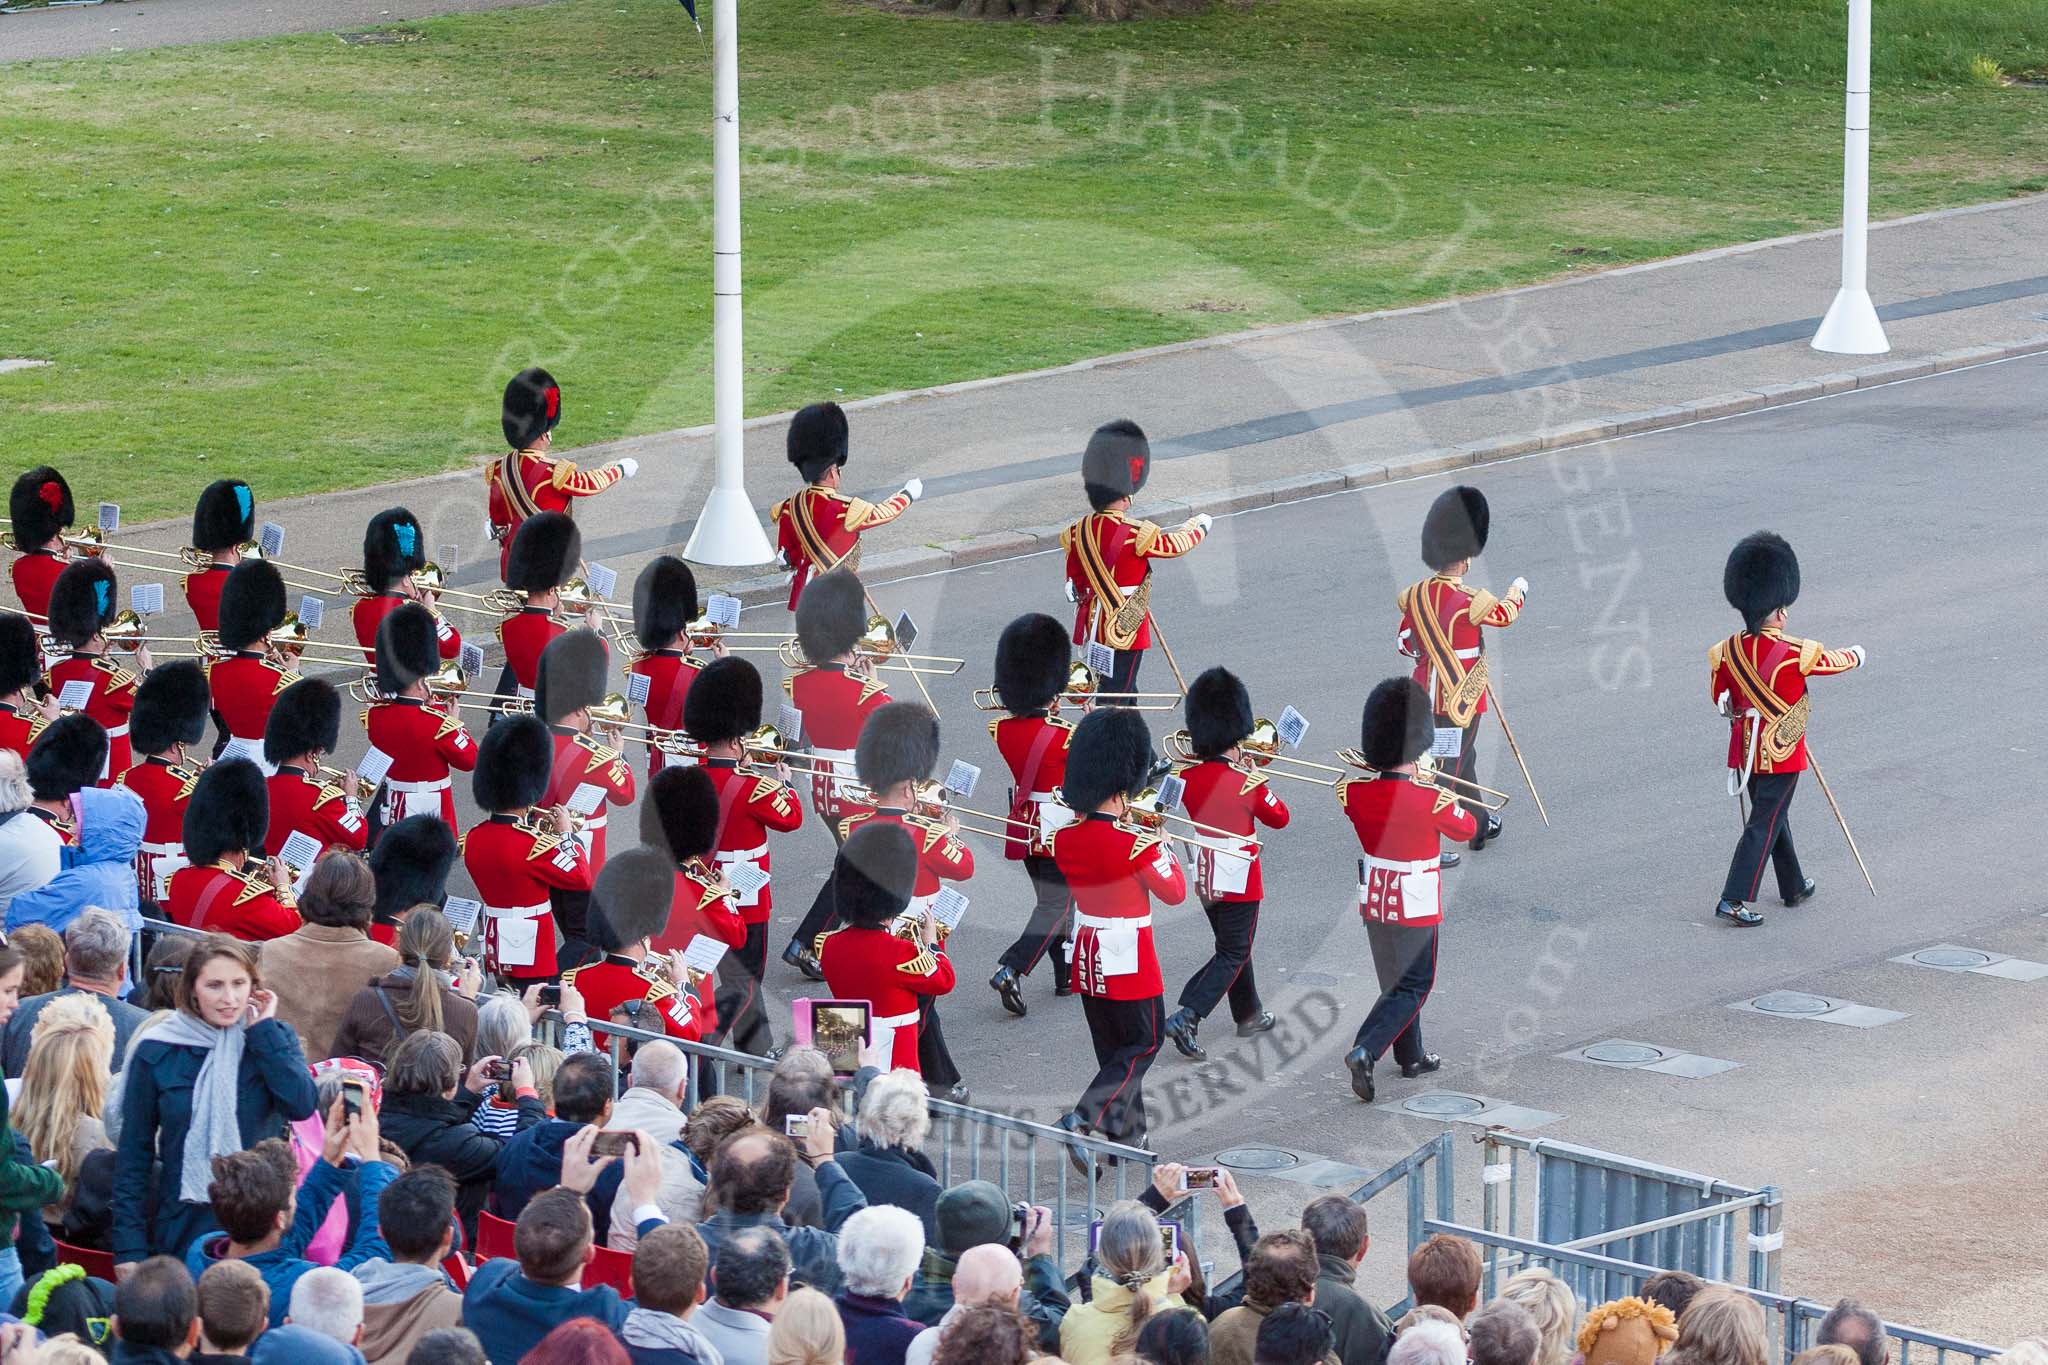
[
  {"xmin": 834, "ymin": 1204, "xmax": 927, "ymax": 1365},
  {"xmin": 604, "ymin": 1039, "xmax": 706, "ymax": 1250},
  {"xmin": 3, "ymin": 905, "xmax": 148, "ymax": 1074},
  {"xmin": 1467, "ymin": 1299, "xmax": 1539, "ymax": 1365},
  {"xmin": 837, "ymin": 1070, "xmax": 941, "ymax": 1242},
  {"xmin": 1819, "ymin": 1300, "xmax": 1888, "ymax": 1365},
  {"xmin": 1388, "ymin": 1318, "xmax": 1467, "ymax": 1365},
  {"xmin": 288, "ymin": 1266, "xmax": 367, "ymax": 1348}
]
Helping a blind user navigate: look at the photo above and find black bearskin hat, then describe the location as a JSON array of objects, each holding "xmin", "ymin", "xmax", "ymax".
[
  {"xmin": 993, "ymin": 613, "xmax": 1070, "ymax": 715},
  {"xmin": 503, "ymin": 367, "xmax": 563, "ymax": 451},
  {"xmin": 1420, "ymin": 485, "xmax": 1490, "ymax": 572},
  {"xmin": 1724, "ymin": 531, "xmax": 1800, "ymax": 632},
  {"xmin": 191, "ymin": 480, "xmax": 256, "ymax": 554},
  {"xmin": 0, "ymin": 614, "xmax": 42, "ymax": 698},
  {"xmin": 639, "ymin": 765, "xmax": 720, "ymax": 863},
  {"xmin": 535, "ymin": 628, "xmax": 610, "ymax": 725},
  {"xmin": 1062, "ymin": 707, "xmax": 1155, "ymax": 811},
  {"xmin": 1360, "ymin": 677, "xmax": 1434, "ymax": 771},
  {"xmin": 363, "ymin": 508, "xmax": 428, "ymax": 594},
  {"xmin": 682, "ymin": 657, "xmax": 762, "ymax": 745},
  {"xmin": 130, "ymin": 660, "xmax": 211, "ymax": 756},
  {"xmin": 1185, "ymin": 666, "xmax": 1254, "ymax": 759},
  {"xmin": 855, "ymin": 701, "xmax": 939, "ymax": 793},
  {"xmin": 9, "ymin": 468, "xmax": 73, "ymax": 551},
  {"xmin": 369, "ymin": 814, "xmax": 459, "ymax": 925},
  {"xmin": 218, "ymin": 560, "xmax": 287, "ymax": 652},
  {"xmin": 45, "ymin": 559, "xmax": 117, "ymax": 649},
  {"xmin": 633, "ymin": 555, "xmax": 698, "ymax": 653},
  {"xmin": 588, "ymin": 846, "xmax": 676, "ymax": 952},
  {"xmin": 182, "ymin": 757, "xmax": 268, "ymax": 865},
  {"xmin": 375, "ymin": 603, "xmax": 441, "ymax": 695},
  {"xmin": 786, "ymin": 402, "xmax": 850, "ymax": 483},
  {"xmin": 1082, "ymin": 419, "xmax": 1151, "ymax": 513},
  {"xmin": 795, "ymin": 569, "xmax": 866, "ymax": 663},
  {"xmin": 27, "ymin": 715, "xmax": 107, "ymax": 801},
  {"xmin": 835, "ymin": 821, "xmax": 919, "ymax": 930},
  {"xmin": 503, "ymin": 511, "xmax": 580, "ymax": 595},
  {"xmin": 473, "ymin": 713, "xmax": 553, "ymax": 812},
  {"xmin": 264, "ymin": 677, "xmax": 342, "ymax": 766}
]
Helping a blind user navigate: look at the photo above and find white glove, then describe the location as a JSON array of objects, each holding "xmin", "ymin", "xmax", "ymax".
[
  {"xmin": 1064, "ymin": 578, "xmax": 1078, "ymax": 605},
  {"xmin": 1716, "ymin": 690, "xmax": 1735, "ymax": 719},
  {"xmin": 1849, "ymin": 645, "xmax": 1867, "ymax": 667},
  {"xmin": 775, "ymin": 548, "xmax": 790, "ymax": 570},
  {"xmin": 1191, "ymin": 513, "xmax": 1213, "ymax": 534},
  {"xmin": 617, "ymin": 458, "xmax": 640, "ymax": 479},
  {"xmin": 901, "ymin": 477, "xmax": 924, "ymax": 502},
  {"xmin": 1510, "ymin": 576, "xmax": 1529, "ymax": 598}
]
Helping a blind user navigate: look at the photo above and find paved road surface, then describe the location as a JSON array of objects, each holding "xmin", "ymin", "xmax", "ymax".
[{"xmin": 0, "ymin": 0, "xmax": 551, "ymax": 62}]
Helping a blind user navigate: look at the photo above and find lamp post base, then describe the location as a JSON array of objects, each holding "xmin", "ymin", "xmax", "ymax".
[
  {"xmin": 682, "ymin": 484, "xmax": 775, "ymax": 567},
  {"xmin": 1811, "ymin": 287, "xmax": 1889, "ymax": 355}
]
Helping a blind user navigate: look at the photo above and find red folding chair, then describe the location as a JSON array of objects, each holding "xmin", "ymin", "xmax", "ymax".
[
  {"xmin": 583, "ymin": 1243, "xmax": 636, "ymax": 1296},
  {"xmin": 441, "ymin": 1253, "xmax": 471, "ymax": 1290},
  {"xmin": 476, "ymin": 1211, "xmax": 519, "ymax": 1264},
  {"xmin": 53, "ymin": 1240, "xmax": 117, "ymax": 1281}
]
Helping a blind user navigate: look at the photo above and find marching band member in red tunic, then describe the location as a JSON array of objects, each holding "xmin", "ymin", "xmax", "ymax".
[
  {"xmin": 629, "ymin": 555, "xmax": 709, "ymax": 780},
  {"xmin": 1339, "ymin": 678, "xmax": 1477, "ymax": 1103},
  {"xmin": 118, "ymin": 660, "xmax": 211, "ymax": 906},
  {"xmin": 818, "ymin": 821, "xmax": 956, "ymax": 1074},
  {"xmin": 1161, "ymin": 667, "xmax": 1287, "ymax": 1062},
  {"xmin": 781, "ymin": 569, "xmax": 889, "ymax": 860},
  {"xmin": 0, "ymin": 614, "xmax": 55, "ymax": 762},
  {"xmin": 263, "ymin": 678, "xmax": 367, "ymax": 863},
  {"xmin": 165, "ymin": 757, "xmax": 302, "ymax": 941},
  {"xmin": 1051, "ymin": 706, "xmax": 1185, "ymax": 1161},
  {"xmin": 9, "ymin": 468, "xmax": 74, "ymax": 622},
  {"xmin": 25, "ymin": 715, "xmax": 105, "ymax": 849},
  {"xmin": 352, "ymin": 507, "xmax": 462, "ymax": 668},
  {"xmin": 1710, "ymin": 532, "xmax": 1865, "ymax": 928},
  {"xmin": 986, "ymin": 613, "xmax": 1079, "ymax": 1018},
  {"xmin": 567, "ymin": 847, "xmax": 706, "ymax": 1047},
  {"xmin": 534, "ymin": 628, "xmax": 634, "ymax": 964},
  {"xmin": 487, "ymin": 367, "xmax": 637, "ymax": 580},
  {"xmin": 463, "ymin": 713, "xmax": 592, "ymax": 982},
  {"xmin": 364, "ymin": 603, "xmax": 477, "ymax": 839},
  {"xmin": 1396, "ymin": 485, "xmax": 1527, "ymax": 864},
  {"xmin": 183, "ymin": 480, "xmax": 257, "ymax": 635},
  {"xmin": 770, "ymin": 401, "xmax": 920, "ymax": 611},
  {"xmin": 496, "ymin": 511, "xmax": 584, "ymax": 705},
  {"xmin": 1059, "ymin": 421, "xmax": 1211, "ymax": 705},
  {"xmin": 366, "ymin": 814, "xmax": 459, "ymax": 949},
  {"xmin": 206, "ymin": 560, "xmax": 296, "ymax": 764},
  {"xmin": 639, "ymin": 766, "xmax": 747, "ymax": 1043},
  {"xmin": 44, "ymin": 558, "xmax": 144, "ymax": 786}
]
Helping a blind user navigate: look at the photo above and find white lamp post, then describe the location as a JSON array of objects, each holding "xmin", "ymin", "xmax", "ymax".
[{"xmin": 1811, "ymin": 0, "xmax": 1890, "ymax": 354}]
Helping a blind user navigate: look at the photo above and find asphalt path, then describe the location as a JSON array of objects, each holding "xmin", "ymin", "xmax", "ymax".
[{"xmin": 0, "ymin": 0, "xmax": 552, "ymax": 62}]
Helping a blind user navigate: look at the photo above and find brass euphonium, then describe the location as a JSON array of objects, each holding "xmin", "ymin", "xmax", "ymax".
[{"xmin": 181, "ymin": 541, "xmax": 266, "ymax": 571}]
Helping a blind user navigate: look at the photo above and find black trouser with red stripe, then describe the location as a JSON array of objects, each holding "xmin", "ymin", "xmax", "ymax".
[
  {"xmin": 1177, "ymin": 898, "xmax": 1262, "ymax": 1025},
  {"xmin": 1100, "ymin": 649, "xmax": 1144, "ymax": 707},
  {"xmin": 788, "ymin": 874, "xmax": 840, "ymax": 958},
  {"xmin": 997, "ymin": 857, "xmax": 1071, "ymax": 984},
  {"xmin": 916, "ymin": 1000, "xmax": 962, "ymax": 1089},
  {"xmin": 1722, "ymin": 771, "xmax": 1805, "ymax": 904},
  {"xmin": 1353, "ymin": 923, "xmax": 1438, "ymax": 1068},
  {"xmin": 1077, "ymin": 994, "xmax": 1162, "ymax": 1146},
  {"xmin": 1435, "ymin": 713, "xmax": 1487, "ymax": 825},
  {"xmin": 713, "ymin": 922, "xmax": 774, "ymax": 1059}
]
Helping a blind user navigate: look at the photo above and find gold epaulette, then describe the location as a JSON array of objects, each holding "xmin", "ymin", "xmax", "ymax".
[
  {"xmin": 899, "ymin": 947, "xmax": 939, "ymax": 976},
  {"xmin": 457, "ymin": 831, "xmax": 469, "ymax": 855},
  {"xmin": 781, "ymin": 675, "xmax": 796, "ymax": 700},
  {"xmin": 89, "ymin": 656, "xmax": 137, "ymax": 688},
  {"xmin": 173, "ymin": 764, "xmax": 202, "ymax": 801},
  {"xmin": 1465, "ymin": 586, "xmax": 1500, "ymax": 623},
  {"xmin": 313, "ymin": 783, "xmax": 348, "ymax": 810},
  {"xmin": 574, "ymin": 733, "xmax": 624, "ymax": 765},
  {"xmin": 1238, "ymin": 768, "xmax": 1269, "ymax": 796},
  {"xmin": 1129, "ymin": 518, "xmax": 1164, "ymax": 554},
  {"xmin": 524, "ymin": 830, "xmax": 566, "ymax": 859},
  {"xmin": 857, "ymin": 678, "xmax": 889, "ymax": 703},
  {"xmin": 683, "ymin": 655, "xmax": 707, "ymax": 672},
  {"xmin": 358, "ymin": 707, "xmax": 373, "ymax": 729},
  {"xmin": 1707, "ymin": 639, "xmax": 1727, "ymax": 673},
  {"xmin": 634, "ymin": 964, "xmax": 677, "ymax": 1000},
  {"xmin": 836, "ymin": 812, "xmax": 864, "ymax": 842},
  {"xmin": 812, "ymin": 925, "xmax": 844, "ymax": 959},
  {"xmin": 750, "ymin": 775, "xmax": 785, "ymax": 801},
  {"xmin": 561, "ymin": 965, "xmax": 585, "ymax": 987},
  {"xmin": 1792, "ymin": 637, "xmax": 1824, "ymax": 673},
  {"xmin": 986, "ymin": 717, "xmax": 1002, "ymax": 742},
  {"xmin": 1128, "ymin": 831, "xmax": 1162, "ymax": 858},
  {"xmin": 1431, "ymin": 788, "xmax": 1459, "ymax": 815},
  {"xmin": 434, "ymin": 713, "xmax": 466, "ymax": 741}
]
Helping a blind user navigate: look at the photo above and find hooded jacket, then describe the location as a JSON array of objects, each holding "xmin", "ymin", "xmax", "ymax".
[
  {"xmin": 1315, "ymin": 1252, "xmax": 1394, "ymax": 1365},
  {"xmin": 492, "ymin": 1117, "xmax": 625, "ymax": 1235},
  {"xmin": 7, "ymin": 785, "xmax": 144, "ymax": 935},
  {"xmin": 461, "ymin": 1258, "xmax": 633, "ymax": 1365},
  {"xmin": 380, "ymin": 1088, "xmax": 543, "ymax": 1233},
  {"xmin": 604, "ymin": 1085, "xmax": 705, "ymax": 1252},
  {"xmin": 354, "ymin": 1256, "xmax": 465, "ymax": 1365},
  {"xmin": 184, "ymin": 1158, "xmax": 399, "ymax": 1325},
  {"xmin": 250, "ymin": 1323, "xmax": 369, "ymax": 1365},
  {"xmin": 621, "ymin": 1306, "xmax": 724, "ymax": 1365}
]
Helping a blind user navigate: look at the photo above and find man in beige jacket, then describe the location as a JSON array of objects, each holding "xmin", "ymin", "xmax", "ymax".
[
  {"xmin": 262, "ymin": 854, "xmax": 398, "ymax": 1063},
  {"xmin": 355, "ymin": 1168, "xmax": 465, "ymax": 1365}
]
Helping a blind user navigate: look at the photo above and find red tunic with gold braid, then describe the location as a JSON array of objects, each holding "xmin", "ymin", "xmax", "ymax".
[
  {"xmin": 989, "ymin": 713, "xmax": 1073, "ymax": 861},
  {"xmin": 363, "ymin": 697, "xmax": 477, "ymax": 830},
  {"xmin": 784, "ymin": 665, "xmax": 890, "ymax": 826},
  {"xmin": 118, "ymin": 756, "xmax": 200, "ymax": 904},
  {"xmin": 11, "ymin": 550, "xmax": 67, "ymax": 622},
  {"xmin": 1058, "ymin": 511, "xmax": 1207, "ymax": 652},
  {"xmin": 0, "ymin": 702, "xmax": 46, "ymax": 763},
  {"xmin": 1395, "ymin": 573, "xmax": 1525, "ymax": 720},
  {"xmin": 699, "ymin": 758, "xmax": 804, "ymax": 926},
  {"xmin": 44, "ymin": 652, "xmax": 137, "ymax": 785},
  {"xmin": 648, "ymin": 856, "xmax": 746, "ymax": 1036},
  {"xmin": 1339, "ymin": 773, "xmax": 1476, "ymax": 930},
  {"xmin": 165, "ymin": 862, "xmax": 301, "ymax": 941},
  {"xmin": 498, "ymin": 609, "xmax": 563, "ymax": 698},
  {"xmin": 1052, "ymin": 812, "xmax": 1185, "ymax": 1001},
  {"xmin": 629, "ymin": 649, "xmax": 704, "ymax": 779},
  {"xmin": 206, "ymin": 653, "xmax": 300, "ymax": 749},
  {"xmin": 817, "ymin": 925, "xmax": 956, "ymax": 1073},
  {"xmin": 265, "ymin": 765, "xmax": 368, "ymax": 862},
  {"xmin": 564, "ymin": 954, "xmax": 703, "ymax": 1045},
  {"xmin": 352, "ymin": 593, "xmax": 462, "ymax": 668},
  {"xmin": 541, "ymin": 729, "xmax": 636, "ymax": 874},
  {"xmin": 1707, "ymin": 627, "xmax": 1861, "ymax": 776},
  {"xmin": 838, "ymin": 807, "xmax": 974, "ymax": 901},
  {"xmin": 486, "ymin": 449, "xmax": 629, "ymax": 578},
  {"xmin": 1175, "ymin": 758, "xmax": 1291, "ymax": 903},
  {"xmin": 28, "ymin": 807, "xmax": 77, "ymax": 849},
  {"xmin": 462, "ymin": 813, "xmax": 593, "ymax": 981},
  {"xmin": 769, "ymin": 486, "xmax": 913, "ymax": 610},
  {"xmin": 181, "ymin": 564, "xmax": 233, "ymax": 634}
]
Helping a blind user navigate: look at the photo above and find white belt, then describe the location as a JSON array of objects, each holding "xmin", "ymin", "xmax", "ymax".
[
  {"xmin": 1027, "ymin": 790, "xmax": 1058, "ymax": 802},
  {"xmin": 515, "ymin": 685, "xmax": 535, "ymax": 700},
  {"xmin": 1117, "ymin": 585, "xmax": 1139, "ymax": 598},
  {"xmin": 484, "ymin": 901, "xmax": 550, "ymax": 920},
  {"xmin": 1365, "ymin": 854, "xmax": 1441, "ymax": 876},
  {"xmin": 581, "ymin": 813, "xmax": 608, "ymax": 830},
  {"xmin": 872, "ymin": 1008, "xmax": 920, "ymax": 1029},
  {"xmin": 812, "ymin": 746, "xmax": 857, "ymax": 792},
  {"xmin": 386, "ymin": 776, "xmax": 452, "ymax": 794},
  {"xmin": 1453, "ymin": 647, "xmax": 1480, "ymax": 660},
  {"xmin": 1075, "ymin": 912, "xmax": 1152, "ymax": 932},
  {"xmin": 716, "ymin": 845, "xmax": 767, "ymax": 863},
  {"xmin": 104, "ymin": 724, "xmax": 129, "ymax": 738},
  {"xmin": 140, "ymin": 839, "xmax": 181, "ymax": 855}
]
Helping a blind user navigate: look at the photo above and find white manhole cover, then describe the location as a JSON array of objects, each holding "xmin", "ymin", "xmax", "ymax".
[
  {"xmin": 1751, "ymin": 991, "xmax": 1832, "ymax": 1015},
  {"xmin": 1215, "ymin": 1147, "xmax": 1299, "ymax": 1170},
  {"xmin": 1402, "ymin": 1093, "xmax": 1487, "ymax": 1117},
  {"xmin": 1913, "ymin": 947, "xmax": 1994, "ymax": 969},
  {"xmin": 1583, "ymin": 1042, "xmax": 1665, "ymax": 1065}
]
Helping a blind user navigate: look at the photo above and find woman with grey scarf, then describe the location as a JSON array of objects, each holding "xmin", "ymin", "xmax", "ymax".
[{"xmin": 110, "ymin": 935, "xmax": 319, "ymax": 1276}]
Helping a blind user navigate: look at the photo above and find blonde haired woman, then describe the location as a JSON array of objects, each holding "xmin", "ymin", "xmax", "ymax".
[
  {"xmin": 1498, "ymin": 1268, "xmax": 1580, "ymax": 1365},
  {"xmin": 13, "ymin": 992, "xmax": 116, "ymax": 1227},
  {"xmin": 1664, "ymin": 1289, "xmax": 1769, "ymax": 1365},
  {"xmin": 1061, "ymin": 1201, "xmax": 1193, "ymax": 1365},
  {"xmin": 767, "ymin": 1286, "xmax": 846, "ymax": 1365}
]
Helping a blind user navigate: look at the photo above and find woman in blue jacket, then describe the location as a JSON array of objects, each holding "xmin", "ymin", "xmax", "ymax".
[{"xmin": 111, "ymin": 935, "xmax": 318, "ymax": 1274}]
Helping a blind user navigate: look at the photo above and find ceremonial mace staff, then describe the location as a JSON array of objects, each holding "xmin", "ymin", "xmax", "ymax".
[
  {"xmin": 1805, "ymin": 746, "xmax": 1877, "ymax": 896},
  {"xmin": 1484, "ymin": 685, "xmax": 1549, "ymax": 827}
]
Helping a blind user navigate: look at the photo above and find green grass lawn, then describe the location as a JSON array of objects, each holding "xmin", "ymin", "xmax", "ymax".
[{"xmin": 3, "ymin": 0, "xmax": 2043, "ymax": 516}]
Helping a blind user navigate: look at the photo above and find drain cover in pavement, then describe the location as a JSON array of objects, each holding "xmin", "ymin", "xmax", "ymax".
[
  {"xmin": 1215, "ymin": 1147, "xmax": 1300, "ymax": 1171},
  {"xmin": 1750, "ymin": 990, "xmax": 1833, "ymax": 1015},
  {"xmin": 1912, "ymin": 947, "xmax": 1996, "ymax": 969},
  {"xmin": 1402, "ymin": 1093, "xmax": 1488, "ymax": 1117},
  {"xmin": 1582, "ymin": 1041, "xmax": 1667, "ymax": 1065}
]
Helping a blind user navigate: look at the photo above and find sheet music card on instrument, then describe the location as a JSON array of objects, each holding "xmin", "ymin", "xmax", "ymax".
[
  {"xmin": 1430, "ymin": 727, "xmax": 1463, "ymax": 759},
  {"xmin": 929, "ymin": 887, "xmax": 969, "ymax": 931},
  {"xmin": 1276, "ymin": 706, "xmax": 1310, "ymax": 748},
  {"xmin": 258, "ymin": 522, "xmax": 287, "ymax": 559},
  {"xmin": 943, "ymin": 760, "xmax": 979, "ymax": 798},
  {"xmin": 893, "ymin": 612, "xmax": 918, "ymax": 650},
  {"xmin": 778, "ymin": 703, "xmax": 804, "ymax": 744},
  {"xmin": 131, "ymin": 582, "xmax": 164, "ymax": 616},
  {"xmin": 441, "ymin": 896, "xmax": 482, "ymax": 941},
  {"xmin": 458, "ymin": 642, "xmax": 485, "ymax": 679},
  {"xmin": 97, "ymin": 503, "xmax": 120, "ymax": 534},
  {"xmin": 220, "ymin": 736, "xmax": 272, "ymax": 775},
  {"xmin": 724, "ymin": 860, "xmax": 771, "ymax": 900},
  {"xmin": 585, "ymin": 562, "xmax": 618, "ymax": 600},
  {"xmin": 56, "ymin": 680, "xmax": 95, "ymax": 714},
  {"xmin": 682, "ymin": 935, "xmax": 730, "ymax": 975},
  {"xmin": 705, "ymin": 594, "xmax": 742, "ymax": 629},
  {"xmin": 355, "ymin": 747, "xmax": 395, "ymax": 789},
  {"xmin": 625, "ymin": 671, "xmax": 652, "ymax": 707},
  {"xmin": 298, "ymin": 595, "xmax": 324, "ymax": 630},
  {"xmin": 1084, "ymin": 641, "xmax": 1116, "ymax": 678},
  {"xmin": 277, "ymin": 831, "xmax": 323, "ymax": 895},
  {"xmin": 566, "ymin": 783, "xmax": 608, "ymax": 817},
  {"xmin": 1157, "ymin": 773, "xmax": 1186, "ymax": 812}
]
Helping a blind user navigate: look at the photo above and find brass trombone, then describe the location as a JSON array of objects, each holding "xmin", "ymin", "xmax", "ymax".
[
  {"xmin": 683, "ymin": 616, "xmax": 789, "ymax": 649},
  {"xmin": 315, "ymin": 764, "xmax": 376, "ymax": 806},
  {"xmin": 413, "ymin": 565, "xmax": 526, "ymax": 614},
  {"xmin": 909, "ymin": 778, "xmax": 1036, "ymax": 843},
  {"xmin": 1111, "ymin": 784, "xmax": 1263, "ymax": 857},
  {"xmin": 1162, "ymin": 719, "xmax": 1349, "ymax": 787},
  {"xmin": 1332, "ymin": 749, "xmax": 1512, "ymax": 813},
  {"xmin": 1059, "ymin": 660, "xmax": 1179, "ymax": 712},
  {"xmin": 852, "ymin": 616, "xmax": 965, "ymax": 676}
]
